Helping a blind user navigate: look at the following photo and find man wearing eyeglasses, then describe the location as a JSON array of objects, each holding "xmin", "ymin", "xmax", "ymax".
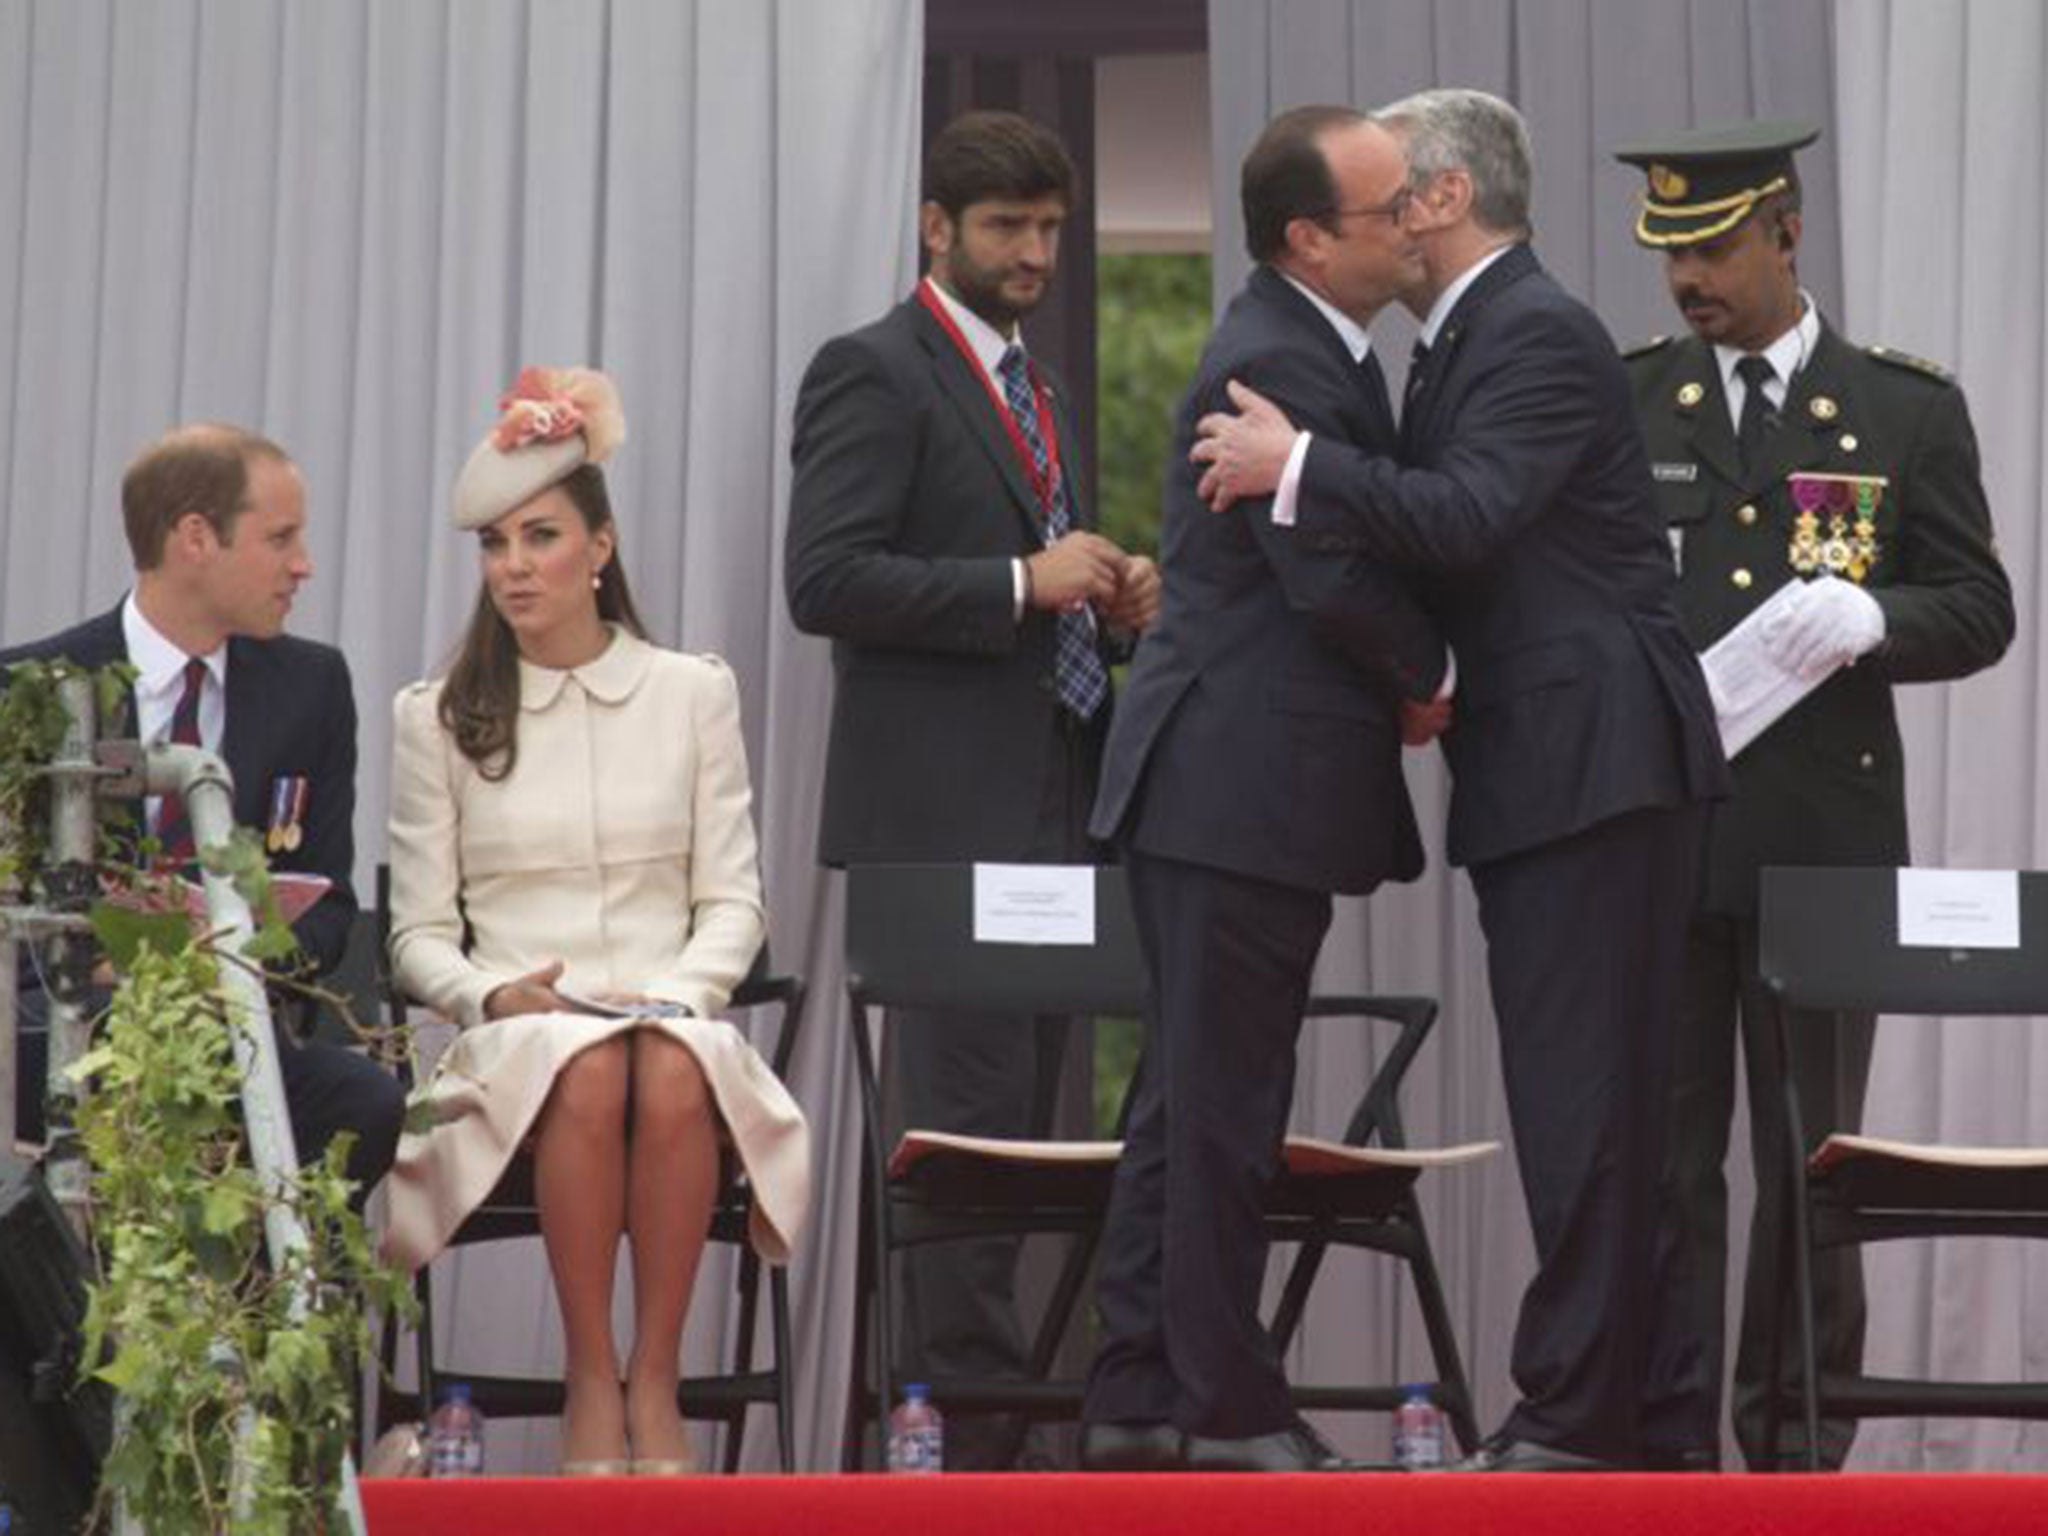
[
  {"xmin": 1079, "ymin": 105, "xmax": 1443, "ymax": 1475},
  {"xmin": 1190, "ymin": 89, "xmax": 1729, "ymax": 1473}
]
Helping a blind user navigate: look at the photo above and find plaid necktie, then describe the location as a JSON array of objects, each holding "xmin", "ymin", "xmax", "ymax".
[
  {"xmin": 155, "ymin": 656, "xmax": 207, "ymax": 869},
  {"xmin": 1735, "ymin": 353, "xmax": 1777, "ymax": 478},
  {"xmin": 997, "ymin": 346, "xmax": 1108, "ymax": 720}
]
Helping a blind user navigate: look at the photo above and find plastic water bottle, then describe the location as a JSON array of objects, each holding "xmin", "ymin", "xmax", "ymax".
[
  {"xmin": 1391, "ymin": 1383, "xmax": 1446, "ymax": 1470},
  {"xmin": 886, "ymin": 1382, "xmax": 944, "ymax": 1473},
  {"xmin": 427, "ymin": 1381, "xmax": 487, "ymax": 1478}
]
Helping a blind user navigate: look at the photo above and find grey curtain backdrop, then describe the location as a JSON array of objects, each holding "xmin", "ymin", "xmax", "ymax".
[
  {"xmin": 0, "ymin": 0, "xmax": 921, "ymax": 1474},
  {"xmin": 3, "ymin": 0, "xmax": 2043, "ymax": 1480},
  {"xmin": 1207, "ymin": 0, "xmax": 2047, "ymax": 1471}
]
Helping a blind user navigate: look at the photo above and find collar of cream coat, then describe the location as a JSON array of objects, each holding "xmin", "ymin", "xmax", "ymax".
[{"xmin": 516, "ymin": 624, "xmax": 654, "ymax": 711}]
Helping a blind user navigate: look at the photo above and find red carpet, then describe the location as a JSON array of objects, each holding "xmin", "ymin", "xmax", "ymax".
[{"xmin": 363, "ymin": 1472, "xmax": 2048, "ymax": 1535}]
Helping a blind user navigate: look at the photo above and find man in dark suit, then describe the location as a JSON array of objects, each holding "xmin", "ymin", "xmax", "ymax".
[
  {"xmin": 1194, "ymin": 88, "xmax": 1730, "ymax": 1471},
  {"xmin": 1612, "ymin": 122, "xmax": 2013, "ymax": 1470},
  {"xmin": 4, "ymin": 424, "xmax": 403, "ymax": 1195},
  {"xmin": 1078, "ymin": 105, "xmax": 1445, "ymax": 1476},
  {"xmin": 785, "ymin": 110, "xmax": 1159, "ymax": 1467}
]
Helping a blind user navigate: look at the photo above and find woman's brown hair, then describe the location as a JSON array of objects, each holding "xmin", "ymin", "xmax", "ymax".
[{"xmin": 437, "ymin": 463, "xmax": 648, "ymax": 779}]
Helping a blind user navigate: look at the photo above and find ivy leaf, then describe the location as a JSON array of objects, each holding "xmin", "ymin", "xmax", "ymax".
[
  {"xmin": 238, "ymin": 920, "xmax": 299, "ymax": 964},
  {"xmin": 90, "ymin": 901, "xmax": 191, "ymax": 970},
  {"xmin": 201, "ymin": 1182, "xmax": 250, "ymax": 1236},
  {"xmin": 95, "ymin": 1345, "xmax": 148, "ymax": 1392},
  {"xmin": 64, "ymin": 1043, "xmax": 118, "ymax": 1082}
]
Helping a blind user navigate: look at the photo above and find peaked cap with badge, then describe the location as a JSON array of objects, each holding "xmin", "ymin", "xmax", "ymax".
[{"xmin": 1614, "ymin": 119, "xmax": 1820, "ymax": 247}]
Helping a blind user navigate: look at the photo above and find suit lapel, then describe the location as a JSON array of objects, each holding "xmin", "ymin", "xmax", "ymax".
[
  {"xmin": 1664, "ymin": 343, "xmax": 1744, "ymax": 492},
  {"xmin": 1251, "ymin": 266, "xmax": 1396, "ymax": 450},
  {"xmin": 909, "ymin": 299, "xmax": 1045, "ymax": 539},
  {"xmin": 1401, "ymin": 242, "xmax": 1539, "ymax": 453}
]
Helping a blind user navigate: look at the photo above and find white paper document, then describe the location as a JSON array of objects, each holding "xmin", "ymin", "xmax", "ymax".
[
  {"xmin": 1896, "ymin": 868, "xmax": 2020, "ymax": 949},
  {"xmin": 972, "ymin": 863, "xmax": 1096, "ymax": 946},
  {"xmin": 1699, "ymin": 580, "xmax": 1826, "ymax": 760}
]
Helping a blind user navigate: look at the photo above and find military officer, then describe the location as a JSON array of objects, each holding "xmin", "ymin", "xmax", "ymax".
[{"xmin": 1614, "ymin": 120, "xmax": 2014, "ymax": 1470}]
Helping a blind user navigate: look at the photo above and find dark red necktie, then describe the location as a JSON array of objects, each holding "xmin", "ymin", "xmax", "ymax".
[{"xmin": 155, "ymin": 657, "xmax": 208, "ymax": 869}]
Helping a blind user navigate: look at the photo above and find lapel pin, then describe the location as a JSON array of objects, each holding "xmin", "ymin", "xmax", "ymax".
[
  {"xmin": 1809, "ymin": 395, "xmax": 1839, "ymax": 421},
  {"xmin": 1676, "ymin": 381, "xmax": 1704, "ymax": 409}
]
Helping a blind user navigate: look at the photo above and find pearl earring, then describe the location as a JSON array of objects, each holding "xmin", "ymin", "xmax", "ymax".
[{"xmin": 591, "ymin": 574, "xmax": 602, "ymax": 590}]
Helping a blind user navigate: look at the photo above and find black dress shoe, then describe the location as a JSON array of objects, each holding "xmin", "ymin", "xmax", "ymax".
[
  {"xmin": 1079, "ymin": 1420, "xmax": 1185, "ymax": 1472},
  {"xmin": 1454, "ymin": 1435, "xmax": 1627, "ymax": 1473},
  {"xmin": 1185, "ymin": 1420, "xmax": 1357, "ymax": 1472}
]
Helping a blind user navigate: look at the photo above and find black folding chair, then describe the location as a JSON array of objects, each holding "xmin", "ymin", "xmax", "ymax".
[
  {"xmin": 371, "ymin": 866, "xmax": 805, "ymax": 1472},
  {"xmin": 839, "ymin": 861, "xmax": 1493, "ymax": 1467},
  {"xmin": 1758, "ymin": 864, "xmax": 2048, "ymax": 1468}
]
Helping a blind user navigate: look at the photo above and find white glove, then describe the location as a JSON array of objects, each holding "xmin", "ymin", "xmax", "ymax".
[{"xmin": 1761, "ymin": 575, "xmax": 1886, "ymax": 682}]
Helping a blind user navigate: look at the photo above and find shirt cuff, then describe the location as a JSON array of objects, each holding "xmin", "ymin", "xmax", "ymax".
[
  {"xmin": 1437, "ymin": 648, "xmax": 1457, "ymax": 701},
  {"xmin": 1013, "ymin": 558, "xmax": 1028, "ymax": 622},
  {"xmin": 1272, "ymin": 431, "xmax": 1313, "ymax": 527}
]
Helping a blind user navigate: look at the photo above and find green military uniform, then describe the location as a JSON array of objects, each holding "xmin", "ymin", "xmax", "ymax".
[
  {"xmin": 1629, "ymin": 327, "xmax": 2012, "ymax": 914},
  {"xmin": 1616, "ymin": 121, "xmax": 2014, "ymax": 1471}
]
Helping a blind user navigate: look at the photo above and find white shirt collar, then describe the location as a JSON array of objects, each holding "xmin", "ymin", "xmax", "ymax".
[
  {"xmin": 1277, "ymin": 270, "xmax": 1375, "ymax": 365},
  {"xmin": 1713, "ymin": 292, "xmax": 1822, "ymax": 405},
  {"xmin": 924, "ymin": 274, "xmax": 1019, "ymax": 383},
  {"xmin": 121, "ymin": 591, "xmax": 226, "ymax": 699},
  {"xmin": 1418, "ymin": 243, "xmax": 1517, "ymax": 347}
]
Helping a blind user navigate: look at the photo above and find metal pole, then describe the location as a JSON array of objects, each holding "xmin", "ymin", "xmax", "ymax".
[
  {"xmin": 143, "ymin": 742, "xmax": 366, "ymax": 1535},
  {"xmin": 0, "ymin": 788, "xmax": 17, "ymax": 1151},
  {"xmin": 41, "ymin": 674, "xmax": 101, "ymax": 1234}
]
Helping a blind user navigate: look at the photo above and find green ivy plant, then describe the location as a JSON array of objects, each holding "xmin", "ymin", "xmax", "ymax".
[
  {"xmin": 0, "ymin": 658, "xmax": 409, "ymax": 1532},
  {"xmin": 74, "ymin": 836, "xmax": 413, "ymax": 1533}
]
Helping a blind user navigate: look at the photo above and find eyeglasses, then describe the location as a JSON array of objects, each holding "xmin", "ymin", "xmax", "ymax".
[{"xmin": 1324, "ymin": 186, "xmax": 1414, "ymax": 224}]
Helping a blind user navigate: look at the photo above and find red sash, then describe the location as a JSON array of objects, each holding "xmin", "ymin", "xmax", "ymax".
[{"xmin": 917, "ymin": 279, "xmax": 1063, "ymax": 523}]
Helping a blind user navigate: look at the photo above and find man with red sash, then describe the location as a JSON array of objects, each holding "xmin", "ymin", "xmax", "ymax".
[{"xmin": 786, "ymin": 109, "xmax": 1158, "ymax": 1468}]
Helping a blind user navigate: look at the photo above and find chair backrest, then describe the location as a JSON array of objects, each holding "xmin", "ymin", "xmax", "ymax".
[
  {"xmin": 845, "ymin": 863, "xmax": 1146, "ymax": 1018},
  {"xmin": 1759, "ymin": 865, "xmax": 2048, "ymax": 1016}
]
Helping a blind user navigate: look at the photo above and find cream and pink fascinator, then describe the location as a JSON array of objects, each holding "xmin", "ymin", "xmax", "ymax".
[{"xmin": 450, "ymin": 366, "xmax": 627, "ymax": 530}]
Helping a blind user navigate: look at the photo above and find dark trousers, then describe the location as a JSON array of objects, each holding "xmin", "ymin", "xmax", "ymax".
[
  {"xmin": 1469, "ymin": 802, "xmax": 1707, "ymax": 1463},
  {"xmin": 1083, "ymin": 847, "xmax": 1331, "ymax": 1439},
  {"xmin": 1643, "ymin": 913, "xmax": 1871, "ymax": 1469},
  {"xmin": 14, "ymin": 985, "xmax": 404, "ymax": 1195},
  {"xmin": 885, "ymin": 715, "xmax": 1096, "ymax": 1470}
]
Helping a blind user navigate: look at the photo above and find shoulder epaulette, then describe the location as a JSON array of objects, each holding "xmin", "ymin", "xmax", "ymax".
[
  {"xmin": 1622, "ymin": 334, "xmax": 1673, "ymax": 361},
  {"xmin": 1866, "ymin": 343, "xmax": 1954, "ymax": 383}
]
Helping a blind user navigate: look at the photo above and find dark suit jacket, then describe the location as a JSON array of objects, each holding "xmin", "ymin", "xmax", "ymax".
[
  {"xmin": 0, "ymin": 603, "xmax": 359, "ymax": 971},
  {"xmin": 1628, "ymin": 325, "xmax": 2013, "ymax": 915},
  {"xmin": 1091, "ymin": 266, "xmax": 1444, "ymax": 895},
  {"xmin": 786, "ymin": 290, "xmax": 1117, "ymax": 864},
  {"xmin": 1293, "ymin": 243, "xmax": 1729, "ymax": 868}
]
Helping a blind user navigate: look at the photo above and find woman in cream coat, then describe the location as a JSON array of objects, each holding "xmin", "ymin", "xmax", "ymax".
[{"xmin": 383, "ymin": 368, "xmax": 808, "ymax": 1477}]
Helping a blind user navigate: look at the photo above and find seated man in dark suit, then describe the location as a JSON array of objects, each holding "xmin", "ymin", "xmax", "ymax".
[{"xmin": 3, "ymin": 423, "xmax": 403, "ymax": 1196}]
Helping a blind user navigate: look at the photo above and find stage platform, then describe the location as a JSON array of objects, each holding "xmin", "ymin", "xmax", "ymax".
[{"xmin": 363, "ymin": 1471, "xmax": 2048, "ymax": 1535}]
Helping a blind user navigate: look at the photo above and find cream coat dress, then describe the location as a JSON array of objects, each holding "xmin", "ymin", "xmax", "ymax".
[{"xmin": 381, "ymin": 628, "xmax": 809, "ymax": 1271}]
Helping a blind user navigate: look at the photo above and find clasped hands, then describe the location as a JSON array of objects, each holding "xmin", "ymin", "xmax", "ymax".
[{"xmin": 1028, "ymin": 531, "xmax": 1161, "ymax": 633}]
